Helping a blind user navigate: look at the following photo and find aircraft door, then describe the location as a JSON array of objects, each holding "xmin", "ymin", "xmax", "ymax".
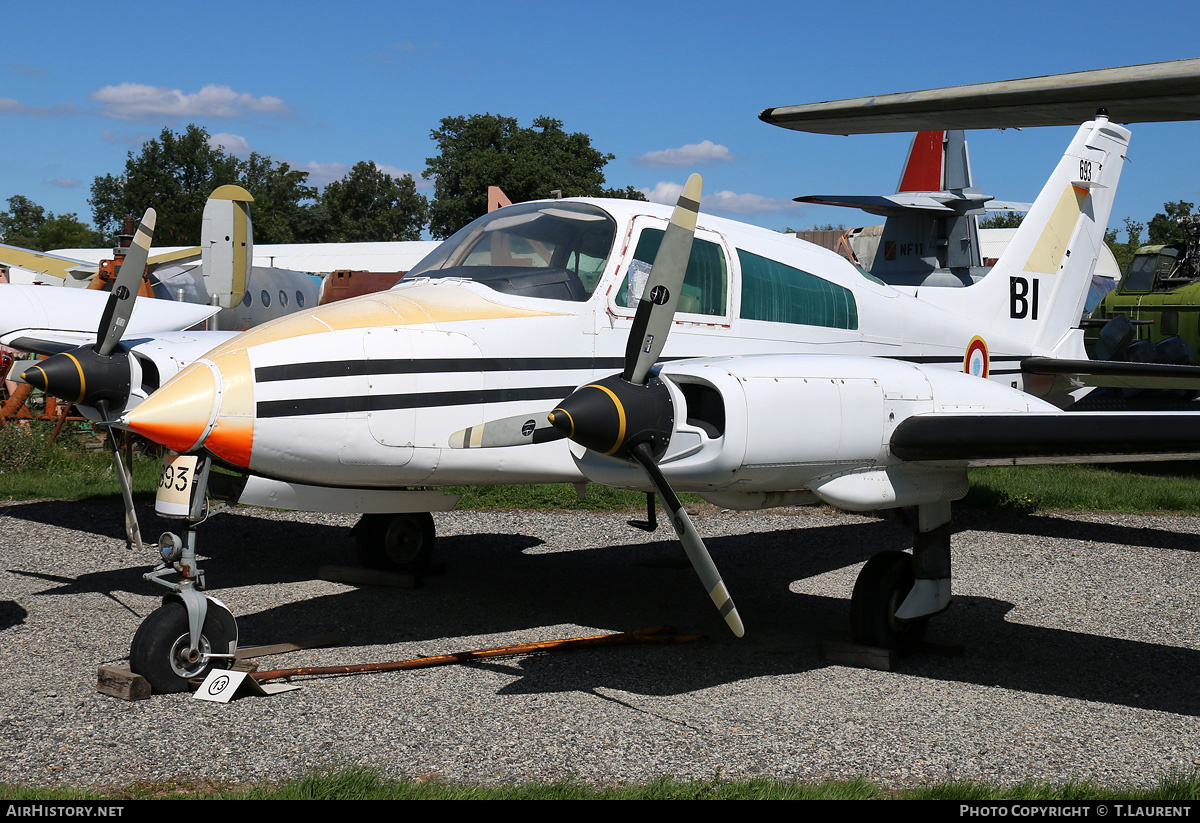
[{"xmin": 602, "ymin": 217, "xmax": 732, "ymax": 356}]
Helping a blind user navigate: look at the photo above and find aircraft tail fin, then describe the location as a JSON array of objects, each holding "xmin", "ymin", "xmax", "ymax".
[
  {"xmin": 201, "ymin": 185, "xmax": 254, "ymax": 309},
  {"xmin": 896, "ymin": 131, "xmax": 946, "ymax": 192},
  {"xmin": 919, "ymin": 116, "xmax": 1130, "ymax": 352}
]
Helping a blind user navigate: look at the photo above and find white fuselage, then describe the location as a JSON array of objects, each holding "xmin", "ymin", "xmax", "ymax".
[{"xmin": 123, "ymin": 197, "xmax": 1068, "ymax": 493}]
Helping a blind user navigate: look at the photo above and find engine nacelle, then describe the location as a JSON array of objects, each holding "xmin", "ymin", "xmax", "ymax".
[{"xmin": 572, "ymin": 354, "xmax": 1059, "ymax": 510}]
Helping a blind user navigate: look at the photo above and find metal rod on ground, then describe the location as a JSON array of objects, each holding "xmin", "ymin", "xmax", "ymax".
[{"xmin": 246, "ymin": 627, "xmax": 701, "ymax": 684}]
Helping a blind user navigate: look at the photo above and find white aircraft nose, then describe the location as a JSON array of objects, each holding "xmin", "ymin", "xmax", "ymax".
[
  {"xmin": 123, "ymin": 360, "xmax": 221, "ymax": 454},
  {"xmin": 123, "ymin": 346, "xmax": 256, "ymax": 468}
]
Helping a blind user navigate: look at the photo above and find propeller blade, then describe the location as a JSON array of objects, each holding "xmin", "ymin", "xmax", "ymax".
[
  {"xmin": 95, "ymin": 208, "xmax": 156, "ymax": 357},
  {"xmin": 448, "ymin": 412, "xmax": 565, "ymax": 449},
  {"xmin": 630, "ymin": 442, "xmax": 744, "ymax": 637},
  {"xmin": 623, "ymin": 173, "xmax": 702, "ymax": 385},
  {"xmin": 96, "ymin": 399, "xmax": 143, "ymax": 552}
]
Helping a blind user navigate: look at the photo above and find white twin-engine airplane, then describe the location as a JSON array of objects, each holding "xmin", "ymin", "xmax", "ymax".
[{"xmin": 17, "ymin": 65, "xmax": 1200, "ymax": 692}]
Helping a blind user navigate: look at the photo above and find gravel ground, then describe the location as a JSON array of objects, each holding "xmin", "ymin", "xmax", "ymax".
[{"xmin": 1, "ymin": 498, "xmax": 1199, "ymax": 790}]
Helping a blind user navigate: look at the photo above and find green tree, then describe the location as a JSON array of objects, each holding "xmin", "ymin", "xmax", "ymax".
[
  {"xmin": 0, "ymin": 195, "xmax": 46, "ymax": 247},
  {"xmin": 240, "ymin": 152, "xmax": 320, "ymax": 244},
  {"xmin": 978, "ymin": 211, "xmax": 1025, "ymax": 229},
  {"xmin": 90, "ymin": 125, "xmax": 242, "ymax": 245},
  {"xmin": 90, "ymin": 125, "xmax": 325, "ymax": 246},
  {"xmin": 321, "ymin": 162, "xmax": 427, "ymax": 242},
  {"xmin": 424, "ymin": 114, "xmax": 642, "ymax": 239},
  {"xmin": 1105, "ymin": 216, "xmax": 1144, "ymax": 274},
  {"xmin": 1147, "ymin": 200, "xmax": 1196, "ymax": 246},
  {"xmin": 0, "ymin": 195, "xmax": 102, "ymax": 250}
]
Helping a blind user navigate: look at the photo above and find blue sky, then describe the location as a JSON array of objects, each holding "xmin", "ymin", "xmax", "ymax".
[{"xmin": 3, "ymin": 0, "xmax": 1199, "ymax": 241}]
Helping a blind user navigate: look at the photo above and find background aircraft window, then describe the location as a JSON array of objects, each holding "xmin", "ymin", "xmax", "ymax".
[
  {"xmin": 279, "ymin": 290, "xmax": 289, "ymax": 308},
  {"xmin": 261, "ymin": 290, "xmax": 271, "ymax": 308},
  {"xmin": 738, "ymin": 248, "xmax": 858, "ymax": 330},
  {"xmin": 295, "ymin": 291, "xmax": 305, "ymax": 308},
  {"xmin": 1121, "ymin": 254, "xmax": 1157, "ymax": 292},
  {"xmin": 243, "ymin": 291, "xmax": 252, "ymax": 307},
  {"xmin": 617, "ymin": 230, "xmax": 728, "ymax": 316},
  {"xmin": 404, "ymin": 202, "xmax": 617, "ymax": 302}
]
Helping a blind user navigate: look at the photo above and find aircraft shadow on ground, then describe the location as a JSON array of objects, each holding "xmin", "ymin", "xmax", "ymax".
[
  {"xmin": 6, "ymin": 500, "xmax": 1199, "ymax": 715},
  {"xmin": 953, "ymin": 508, "xmax": 1200, "ymax": 552}
]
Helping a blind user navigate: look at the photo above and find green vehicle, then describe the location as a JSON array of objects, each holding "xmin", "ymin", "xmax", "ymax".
[{"xmin": 1086, "ymin": 214, "xmax": 1200, "ymax": 365}]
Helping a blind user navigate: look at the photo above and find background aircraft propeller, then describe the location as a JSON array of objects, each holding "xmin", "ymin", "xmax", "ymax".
[
  {"xmin": 450, "ymin": 175, "xmax": 744, "ymax": 636},
  {"xmin": 22, "ymin": 209, "xmax": 157, "ymax": 550}
]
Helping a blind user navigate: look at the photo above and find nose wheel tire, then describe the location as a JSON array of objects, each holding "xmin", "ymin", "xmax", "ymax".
[
  {"xmin": 850, "ymin": 550, "xmax": 929, "ymax": 653},
  {"xmin": 353, "ymin": 512, "xmax": 436, "ymax": 572},
  {"xmin": 129, "ymin": 600, "xmax": 237, "ymax": 694}
]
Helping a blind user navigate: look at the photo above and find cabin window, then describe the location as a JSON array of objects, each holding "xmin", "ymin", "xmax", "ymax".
[
  {"xmin": 737, "ymin": 248, "xmax": 858, "ymax": 330},
  {"xmin": 616, "ymin": 230, "xmax": 728, "ymax": 316}
]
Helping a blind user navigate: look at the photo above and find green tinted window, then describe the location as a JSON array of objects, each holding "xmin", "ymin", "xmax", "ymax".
[
  {"xmin": 617, "ymin": 229, "xmax": 727, "ymax": 316},
  {"xmin": 738, "ymin": 248, "xmax": 858, "ymax": 330}
]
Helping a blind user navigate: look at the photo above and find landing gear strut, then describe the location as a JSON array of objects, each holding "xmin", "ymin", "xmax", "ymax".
[
  {"xmin": 131, "ymin": 454, "xmax": 239, "ymax": 693},
  {"xmin": 353, "ymin": 512, "xmax": 436, "ymax": 571},
  {"xmin": 850, "ymin": 501, "xmax": 952, "ymax": 652}
]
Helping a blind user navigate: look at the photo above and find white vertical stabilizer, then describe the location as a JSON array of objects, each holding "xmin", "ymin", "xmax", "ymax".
[{"xmin": 914, "ymin": 116, "xmax": 1129, "ymax": 353}]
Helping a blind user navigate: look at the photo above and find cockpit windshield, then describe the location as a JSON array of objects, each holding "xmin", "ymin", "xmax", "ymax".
[{"xmin": 404, "ymin": 202, "xmax": 617, "ymax": 302}]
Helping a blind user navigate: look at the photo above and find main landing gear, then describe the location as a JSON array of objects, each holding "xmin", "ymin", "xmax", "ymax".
[
  {"xmin": 850, "ymin": 500, "xmax": 953, "ymax": 653},
  {"xmin": 353, "ymin": 512, "xmax": 436, "ymax": 572}
]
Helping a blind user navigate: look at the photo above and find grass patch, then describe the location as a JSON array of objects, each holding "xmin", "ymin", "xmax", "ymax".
[
  {"xmin": 966, "ymin": 462, "xmax": 1200, "ymax": 514},
  {"xmin": 0, "ymin": 422, "xmax": 161, "ymax": 502},
  {"xmin": 3, "ymin": 768, "xmax": 1199, "ymax": 799},
  {"xmin": 7, "ymin": 421, "xmax": 1200, "ymax": 516}
]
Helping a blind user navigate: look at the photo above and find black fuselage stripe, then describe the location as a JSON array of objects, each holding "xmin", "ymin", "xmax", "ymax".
[
  {"xmin": 254, "ymin": 354, "xmax": 1030, "ymax": 418},
  {"xmin": 257, "ymin": 354, "xmax": 1024, "ymax": 383},
  {"xmin": 257, "ymin": 386, "xmax": 576, "ymax": 418},
  {"xmin": 255, "ymin": 357, "xmax": 627, "ymax": 382}
]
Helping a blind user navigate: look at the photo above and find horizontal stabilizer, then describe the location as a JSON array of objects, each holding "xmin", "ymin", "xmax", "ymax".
[
  {"xmin": 1023, "ymin": 356, "xmax": 1200, "ymax": 390},
  {"xmin": 761, "ymin": 59, "xmax": 1200, "ymax": 134},
  {"xmin": 794, "ymin": 194, "xmax": 957, "ymax": 215},
  {"xmin": 891, "ymin": 411, "xmax": 1200, "ymax": 466}
]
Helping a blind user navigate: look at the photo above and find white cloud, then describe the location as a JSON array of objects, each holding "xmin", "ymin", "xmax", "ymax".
[
  {"xmin": 632, "ymin": 140, "xmax": 735, "ymax": 168},
  {"xmin": 208, "ymin": 132, "xmax": 251, "ymax": 155},
  {"xmin": 640, "ymin": 181, "xmax": 684, "ymax": 204},
  {"xmin": 373, "ymin": 162, "xmax": 431, "ymax": 187},
  {"xmin": 640, "ymin": 181, "xmax": 798, "ymax": 215},
  {"xmin": 303, "ymin": 161, "xmax": 349, "ymax": 186},
  {"xmin": 0, "ymin": 97, "xmax": 73, "ymax": 116},
  {"xmin": 48, "ymin": 177, "xmax": 81, "ymax": 188},
  {"xmin": 88, "ymin": 84, "xmax": 291, "ymax": 121},
  {"xmin": 100, "ymin": 129, "xmax": 149, "ymax": 145},
  {"xmin": 704, "ymin": 190, "xmax": 800, "ymax": 215}
]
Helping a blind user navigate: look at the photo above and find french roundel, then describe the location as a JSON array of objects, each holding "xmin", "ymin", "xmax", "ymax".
[{"xmin": 963, "ymin": 336, "xmax": 989, "ymax": 378}]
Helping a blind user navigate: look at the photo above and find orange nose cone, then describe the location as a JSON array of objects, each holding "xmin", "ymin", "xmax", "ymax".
[{"xmin": 123, "ymin": 362, "xmax": 218, "ymax": 453}]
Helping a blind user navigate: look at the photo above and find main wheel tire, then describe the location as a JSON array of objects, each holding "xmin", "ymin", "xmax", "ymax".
[
  {"xmin": 850, "ymin": 550, "xmax": 929, "ymax": 653},
  {"xmin": 354, "ymin": 512, "xmax": 436, "ymax": 571},
  {"xmin": 129, "ymin": 600, "xmax": 237, "ymax": 694}
]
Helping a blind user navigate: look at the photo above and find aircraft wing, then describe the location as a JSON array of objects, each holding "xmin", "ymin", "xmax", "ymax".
[
  {"xmin": 0, "ymin": 243, "xmax": 94, "ymax": 282},
  {"xmin": 760, "ymin": 58, "xmax": 1200, "ymax": 134},
  {"xmin": 1022, "ymin": 357, "xmax": 1200, "ymax": 390},
  {"xmin": 891, "ymin": 411, "xmax": 1200, "ymax": 467},
  {"xmin": 0, "ymin": 284, "xmax": 219, "ymax": 355}
]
